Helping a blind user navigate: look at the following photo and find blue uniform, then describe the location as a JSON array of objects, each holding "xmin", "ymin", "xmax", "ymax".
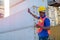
[{"xmin": 38, "ymin": 16, "xmax": 50, "ymax": 40}]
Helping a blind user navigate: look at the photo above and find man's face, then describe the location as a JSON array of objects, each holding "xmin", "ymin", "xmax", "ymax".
[{"xmin": 39, "ymin": 11, "xmax": 45, "ymax": 17}]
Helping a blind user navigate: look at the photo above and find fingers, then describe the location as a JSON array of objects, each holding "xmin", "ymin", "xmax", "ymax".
[
  {"xmin": 28, "ymin": 8, "xmax": 30, "ymax": 13},
  {"xmin": 36, "ymin": 24, "xmax": 40, "ymax": 28}
]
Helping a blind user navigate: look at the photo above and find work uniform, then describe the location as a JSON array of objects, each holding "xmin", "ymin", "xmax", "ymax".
[{"xmin": 38, "ymin": 15, "xmax": 50, "ymax": 40}]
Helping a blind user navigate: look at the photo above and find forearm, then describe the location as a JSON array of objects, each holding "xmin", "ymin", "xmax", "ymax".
[
  {"xmin": 29, "ymin": 12, "xmax": 38, "ymax": 19},
  {"xmin": 41, "ymin": 26, "xmax": 50, "ymax": 30},
  {"xmin": 28, "ymin": 8, "xmax": 38, "ymax": 19}
]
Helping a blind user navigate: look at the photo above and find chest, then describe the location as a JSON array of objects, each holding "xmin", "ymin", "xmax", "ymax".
[{"xmin": 38, "ymin": 17, "xmax": 45, "ymax": 25}]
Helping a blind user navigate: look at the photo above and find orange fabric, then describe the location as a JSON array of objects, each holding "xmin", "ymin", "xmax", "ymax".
[
  {"xmin": 36, "ymin": 17, "xmax": 51, "ymax": 35},
  {"xmin": 48, "ymin": 30, "xmax": 51, "ymax": 35}
]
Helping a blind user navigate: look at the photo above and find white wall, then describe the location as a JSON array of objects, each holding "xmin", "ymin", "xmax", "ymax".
[
  {"xmin": 0, "ymin": 26, "xmax": 34, "ymax": 40},
  {"xmin": 0, "ymin": 9, "xmax": 35, "ymax": 40},
  {"xmin": 10, "ymin": 0, "xmax": 48, "ymax": 15},
  {"xmin": 0, "ymin": 0, "xmax": 48, "ymax": 40}
]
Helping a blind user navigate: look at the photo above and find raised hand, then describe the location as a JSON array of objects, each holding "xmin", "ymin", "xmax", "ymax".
[{"xmin": 28, "ymin": 8, "xmax": 31, "ymax": 13}]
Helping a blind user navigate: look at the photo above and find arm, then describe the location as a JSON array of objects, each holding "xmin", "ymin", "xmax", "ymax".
[
  {"xmin": 35, "ymin": 24, "xmax": 50, "ymax": 29},
  {"xmin": 28, "ymin": 8, "xmax": 39, "ymax": 19},
  {"xmin": 41, "ymin": 27, "xmax": 50, "ymax": 30},
  {"xmin": 40, "ymin": 18, "xmax": 50, "ymax": 30}
]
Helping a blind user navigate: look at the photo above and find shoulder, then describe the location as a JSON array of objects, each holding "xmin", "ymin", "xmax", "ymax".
[
  {"xmin": 45, "ymin": 18, "xmax": 50, "ymax": 22},
  {"xmin": 44, "ymin": 17, "xmax": 50, "ymax": 26}
]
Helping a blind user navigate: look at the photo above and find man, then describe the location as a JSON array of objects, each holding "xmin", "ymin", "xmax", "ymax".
[{"xmin": 28, "ymin": 6, "xmax": 50, "ymax": 40}]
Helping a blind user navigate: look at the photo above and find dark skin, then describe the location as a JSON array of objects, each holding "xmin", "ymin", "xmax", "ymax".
[{"xmin": 28, "ymin": 8, "xmax": 50, "ymax": 30}]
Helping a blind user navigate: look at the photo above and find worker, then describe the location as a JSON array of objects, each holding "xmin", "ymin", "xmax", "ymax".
[{"xmin": 28, "ymin": 6, "xmax": 50, "ymax": 40}]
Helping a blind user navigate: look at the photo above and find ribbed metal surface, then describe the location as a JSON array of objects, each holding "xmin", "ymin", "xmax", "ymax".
[{"xmin": 48, "ymin": 0, "xmax": 60, "ymax": 7}]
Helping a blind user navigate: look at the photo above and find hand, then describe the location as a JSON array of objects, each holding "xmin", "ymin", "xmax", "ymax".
[
  {"xmin": 28, "ymin": 8, "xmax": 31, "ymax": 13},
  {"xmin": 35, "ymin": 24, "xmax": 40, "ymax": 28}
]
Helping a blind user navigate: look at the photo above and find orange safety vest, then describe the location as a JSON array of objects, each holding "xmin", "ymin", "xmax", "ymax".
[{"xmin": 36, "ymin": 17, "xmax": 51, "ymax": 35}]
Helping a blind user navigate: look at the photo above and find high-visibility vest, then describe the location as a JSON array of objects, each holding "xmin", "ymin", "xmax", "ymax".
[{"xmin": 36, "ymin": 17, "xmax": 51, "ymax": 35}]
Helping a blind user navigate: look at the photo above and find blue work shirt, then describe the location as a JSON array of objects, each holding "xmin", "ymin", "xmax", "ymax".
[{"xmin": 38, "ymin": 17, "xmax": 50, "ymax": 37}]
